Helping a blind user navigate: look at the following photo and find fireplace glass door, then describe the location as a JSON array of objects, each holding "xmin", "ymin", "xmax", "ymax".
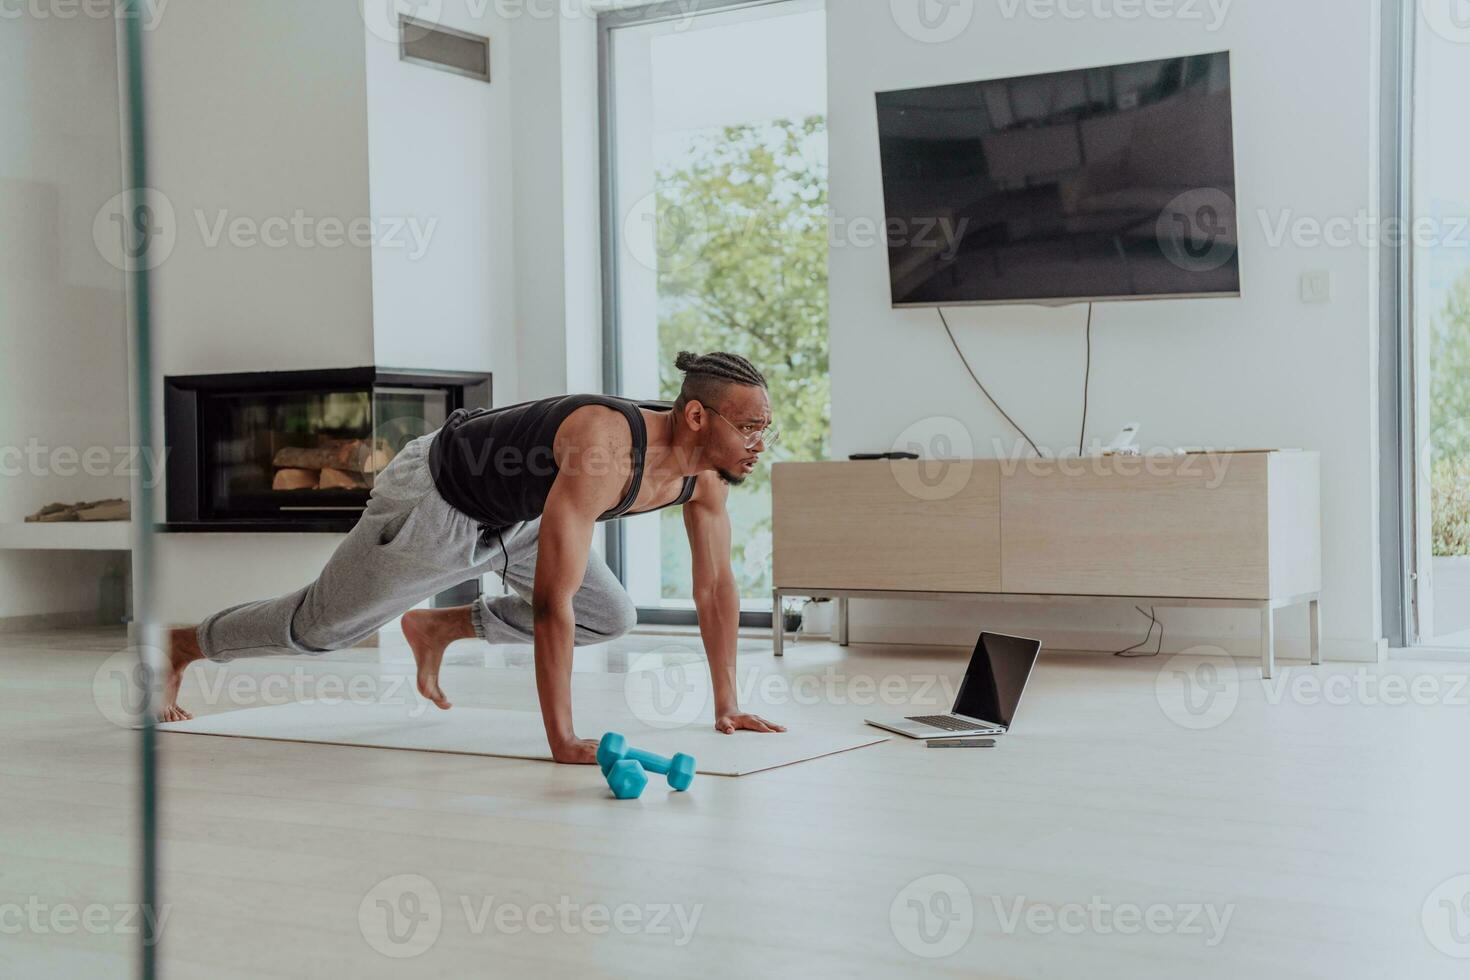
[
  {"xmin": 166, "ymin": 368, "xmax": 488, "ymax": 530},
  {"xmin": 201, "ymin": 386, "xmax": 449, "ymax": 520}
]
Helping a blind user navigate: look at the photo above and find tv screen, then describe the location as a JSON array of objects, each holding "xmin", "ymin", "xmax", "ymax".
[{"xmin": 876, "ymin": 52, "xmax": 1239, "ymax": 306}]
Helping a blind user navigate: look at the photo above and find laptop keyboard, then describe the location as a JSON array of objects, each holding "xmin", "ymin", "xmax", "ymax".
[{"xmin": 905, "ymin": 714, "xmax": 991, "ymax": 732}]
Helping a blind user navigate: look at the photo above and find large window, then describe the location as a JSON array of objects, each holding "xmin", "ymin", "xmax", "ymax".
[
  {"xmin": 602, "ymin": 0, "xmax": 830, "ymax": 614},
  {"xmin": 1411, "ymin": 4, "xmax": 1470, "ymax": 647}
]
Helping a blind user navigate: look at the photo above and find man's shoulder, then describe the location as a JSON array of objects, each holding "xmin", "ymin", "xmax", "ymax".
[{"xmin": 558, "ymin": 400, "xmax": 635, "ymax": 446}]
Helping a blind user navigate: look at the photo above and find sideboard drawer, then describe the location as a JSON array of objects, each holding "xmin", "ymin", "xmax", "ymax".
[
  {"xmin": 772, "ymin": 459, "xmax": 1002, "ymax": 592},
  {"xmin": 1000, "ymin": 454, "xmax": 1276, "ymax": 599}
]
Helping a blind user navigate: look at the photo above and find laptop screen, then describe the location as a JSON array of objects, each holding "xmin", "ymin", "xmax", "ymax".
[{"xmin": 952, "ymin": 633, "xmax": 1041, "ymax": 728}]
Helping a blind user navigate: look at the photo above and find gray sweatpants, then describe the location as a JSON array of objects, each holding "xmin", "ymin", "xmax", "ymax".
[{"xmin": 195, "ymin": 430, "xmax": 638, "ymax": 662}]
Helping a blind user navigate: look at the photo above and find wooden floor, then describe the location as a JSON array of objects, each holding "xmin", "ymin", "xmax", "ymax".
[{"xmin": 5, "ymin": 625, "xmax": 1470, "ymax": 978}]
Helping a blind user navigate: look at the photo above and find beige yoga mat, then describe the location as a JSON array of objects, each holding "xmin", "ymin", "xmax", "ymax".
[{"xmin": 157, "ymin": 699, "xmax": 887, "ymax": 776}]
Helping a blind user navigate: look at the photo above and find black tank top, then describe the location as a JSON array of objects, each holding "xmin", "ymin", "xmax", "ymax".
[{"xmin": 427, "ymin": 393, "xmax": 698, "ymax": 530}]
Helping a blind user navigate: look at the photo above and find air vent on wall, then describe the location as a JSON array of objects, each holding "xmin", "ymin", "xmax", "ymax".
[{"xmin": 399, "ymin": 16, "xmax": 490, "ymax": 82}]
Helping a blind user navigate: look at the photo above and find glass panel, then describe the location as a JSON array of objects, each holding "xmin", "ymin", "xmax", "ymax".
[
  {"xmin": 1414, "ymin": 9, "xmax": 1470, "ymax": 646},
  {"xmin": 607, "ymin": 0, "xmax": 830, "ymax": 609},
  {"xmin": 373, "ymin": 385, "xmax": 451, "ymax": 457},
  {"xmin": 203, "ymin": 389, "xmax": 375, "ymax": 516},
  {"xmin": 5, "ymin": 2, "xmax": 158, "ymax": 975},
  {"xmin": 197, "ymin": 385, "xmax": 449, "ymax": 520}
]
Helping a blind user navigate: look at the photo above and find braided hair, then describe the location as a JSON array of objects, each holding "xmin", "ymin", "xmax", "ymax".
[{"xmin": 672, "ymin": 351, "xmax": 767, "ymax": 413}]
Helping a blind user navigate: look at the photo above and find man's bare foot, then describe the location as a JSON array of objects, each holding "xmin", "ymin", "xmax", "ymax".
[
  {"xmin": 161, "ymin": 627, "xmax": 204, "ymax": 723},
  {"xmin": 401, "ymin": 607, "xmax": 474, "ymax": 710}
]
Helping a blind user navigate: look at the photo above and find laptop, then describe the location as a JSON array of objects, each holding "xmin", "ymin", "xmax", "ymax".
[{"xmin": 866, "ymin": 632, "xmax": 1042, "ymax": 739}]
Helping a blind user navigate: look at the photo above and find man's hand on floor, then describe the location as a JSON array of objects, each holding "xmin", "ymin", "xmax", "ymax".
[{"xmin": 715, "ymin": 713, "xmax": 786, "ymax": 735}]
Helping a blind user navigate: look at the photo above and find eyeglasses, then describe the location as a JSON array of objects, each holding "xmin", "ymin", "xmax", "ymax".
[{"xmin": 708, "ymin": 407, "xmax": 779, "ymax": 449}]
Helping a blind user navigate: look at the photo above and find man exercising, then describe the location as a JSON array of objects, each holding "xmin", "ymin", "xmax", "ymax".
[{"xmin": 160, "ymin": 351, "xmax": 786, "ymax": 764}]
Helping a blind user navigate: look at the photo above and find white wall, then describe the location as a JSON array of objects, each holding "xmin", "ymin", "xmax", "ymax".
[
  {"xmin": 142, "ymin": 0, "xmax": 376, "ymax": 373},
  {"xmin": 825, "ymin": 0, "xmax": 1384, "ymax": 658},
  {"xmin": 0, "ymin": 11, "xmax": 132, "ymax": 621},
  {"xmin": 506, "ymin": 11, "xmax": 606, "ymax": 556},
  {"xmin": 142, "ymin": 0, "xmax": 377, "ymax": 622},
  {"xmin": 139, "ymin": 0, "xmax": 577, "ymax": 622},
  {"xmin": 510, "ymin": 13, "xmax": 605, "ymax": 402},
  {"xmin": 559, "ymin": 14, "xmax": 605, "ymax": 399},
  {"xmin": 365, "ymin": 0, "xmax": 517, "ymax": 385}
]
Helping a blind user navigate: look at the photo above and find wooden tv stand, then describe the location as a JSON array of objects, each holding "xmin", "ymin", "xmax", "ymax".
[{"xmin": 770, "ymin": 452, "xmax": 1322, "ymax": 678}]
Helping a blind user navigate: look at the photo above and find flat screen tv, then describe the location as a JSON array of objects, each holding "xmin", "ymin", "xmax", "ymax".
[{"xmin": 876, "ymin": 52, "xmax": 1239, "ymax": 307}]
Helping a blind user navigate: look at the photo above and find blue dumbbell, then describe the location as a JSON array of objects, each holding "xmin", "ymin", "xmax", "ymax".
[
  {"xmin": 604, "ymin": 759, "xmax": 648, "ymax": 800},
  {"xmin": 597, "ymin": 732, "xmax": 695, "ymax": 792}
]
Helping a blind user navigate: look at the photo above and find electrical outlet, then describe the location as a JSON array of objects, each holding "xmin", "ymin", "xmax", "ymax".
[{"xmin": 1300, "ymin": 270, "xmax": 1331, "ymax": 304}]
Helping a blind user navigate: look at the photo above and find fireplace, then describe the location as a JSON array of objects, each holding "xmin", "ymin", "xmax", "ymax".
[{"xmin": 165, "ymin": 367, "xmax": 491, "ymax": 531}]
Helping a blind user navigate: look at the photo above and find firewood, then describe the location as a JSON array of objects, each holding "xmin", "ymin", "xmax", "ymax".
[
  {"xmin": 272, "ymin": 468, "xmax": 318, "ymax": 491},
  {"xmin": 76, "ymin": 500, "xmax": 131, "ymax": 521},
  {"xmin": 319, "ymin": 437, "xmax": 394, "ymax": 472},
  {"xmin": 318, "ymin": 467, "xmax": 369, "ymax": 490},
  {"xmin": 25, "ymin": 498, "xmax": 128, "ymax": 522},
  {"xmin": 271, "ymin": 439, "xmax": 395, "ymax": 473}
]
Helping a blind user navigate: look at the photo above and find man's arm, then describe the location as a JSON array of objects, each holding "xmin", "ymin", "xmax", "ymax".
[
  {"xmin": 684, "ymin": 472, "xmax": 785, "ymax": 735},
  {"xmin": 534, "ymin": 418, "xmax": 627, "ymax": 763}
]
